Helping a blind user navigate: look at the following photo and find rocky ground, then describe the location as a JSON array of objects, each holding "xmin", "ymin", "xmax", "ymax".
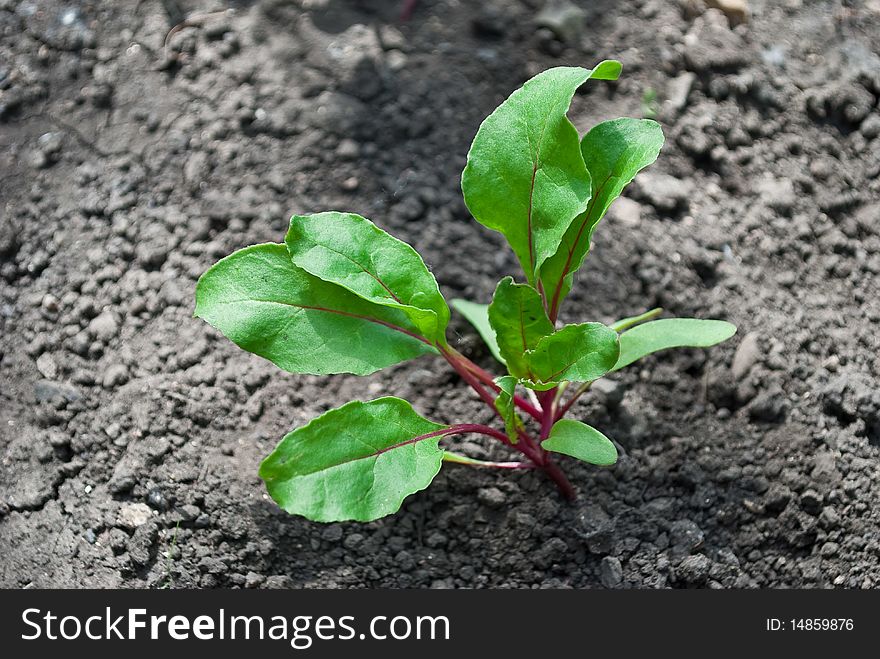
[{"xmin": 1, "ymin": 0, "xmax": 880, "ymax": 588}]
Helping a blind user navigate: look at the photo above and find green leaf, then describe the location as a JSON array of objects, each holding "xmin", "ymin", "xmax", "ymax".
[
  {"xmin": 462, "ymin": 62, "xmax": 621, "ymax": 284},
  {"xmin": 195, "ymin": 243, "xmax": 436, "ymax": 376},
  {"xmin": 495, "ymin": 375, "xmax": 522, "ymax": 442},
  {"xmin": 542, "ymin": 419, "xmax": 618, "ymax": 466},
  {"xmin": 542, "ymin": 118, "xmax": 664, "ymax": 314},
  {"xmin": 613, "ymin": 318, "xmax": 737, "ymax": 371},
  {"xmin": 524, "ymin": 322, "xmax": 620, "ymax": 389},
  {"xmin": 259, "ymin": 397, "xmax": 448, "ymax": 522},
  {"xmin": 450, "ymin": 298, "xmax": 505, "ymax": 365},
  {"xmin": 285, "ymin": 212, "xmax": 449, "ymax": 343},
  {"xmin": 488, "ymin": 277, "xmax": 554, "ymax": 379}
]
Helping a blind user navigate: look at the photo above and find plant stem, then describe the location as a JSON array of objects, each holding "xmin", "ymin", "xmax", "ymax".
[
  {"xmin": 447, "ymin": 347, "xmax": 542, "ymax": 420},
  {"xmin": 542, "ymin": 457, "xmax": 576, "ymax": 500},
  {"xmin": 442, "ymin": 451, "xmax": 535, "ymax": 469},
  {"xmin": 610, "ymin": 307, "xmax": 663, "ymax": 333},
  {"xmin": 537, "ymin": 388, "xmax": 557, "ymax": 440}
]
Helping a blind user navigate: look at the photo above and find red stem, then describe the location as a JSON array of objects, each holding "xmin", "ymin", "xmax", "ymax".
[{"xmin": 450, "ymin": 348, "xmax": 542, "ymax": 420}]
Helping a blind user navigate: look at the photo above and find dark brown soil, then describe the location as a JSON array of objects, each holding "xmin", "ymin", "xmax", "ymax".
[{"xmin": 2, "ymin": 0, "xmax": 880, "ymax": 589}]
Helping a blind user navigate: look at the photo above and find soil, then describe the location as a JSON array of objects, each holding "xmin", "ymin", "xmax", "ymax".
[{"xmin": 2, "ymin": 0, "xmax": 880, "ymax": 589}]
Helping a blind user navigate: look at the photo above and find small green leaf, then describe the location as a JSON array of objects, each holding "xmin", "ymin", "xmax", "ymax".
[
  {"xmin": 195, "ymin": 243, "xmax": 435, "ymax": 376},
  {"xmin": 542, "ymin": 419, "xmax": 618, "ymax": 466},
  {"xmin": 450, "ymin": 299, "xmax": 505, "ymax": 365},
  {"xmin": 613, "ymin": 318, "xmax": 737, "ymax": 371},
  {"xmin": 259, "ymin": 397, "xmax": 448, "ymax": 522},
  {"xmin": 542, "ymin": 118, "xmax": 664, "ymax": 314},
  {"xmin": 488, "ymin": 277, "xmax": 554, "ymax": 379},
  {"xmin": 524, "ymin": 322, "xmax": 620, "ymax": 388},
  {"xmin": 462, "ymin": 62, "xmax": 621, "ymax": 284},
  {"xmin": 495, "ymin": 375, "xmax": 523, "ymax": 442},
  {"xmin": 286, "ymin": 212, "xmax": 449, "ymax": 343}
]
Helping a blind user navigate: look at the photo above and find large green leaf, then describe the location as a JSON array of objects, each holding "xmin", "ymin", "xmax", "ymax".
[
  {"xmin": 524, "ymin": 322, "xmax": 620, "ymax": 389},
  {"xmin": 542, "ymin": 118, "xmax": 664, "ymax": 315},
  {"xmin": 286, "ymin": 212, "xmax": 449, "ymax": 343},
  {"xmin": 613, "ymin": 318, "xmax": 737, "ymax": 371},
  {"xmin": 495, "ymin": 375, "xmax": 522, "ymax": 442},
  {"xmin": 488, "ymin": 277, "xmax": 554, "ymax": 379},
  {"xmin": 195, "ymin": 243, "xmax": 436, "ymax": 376},
  {"xmin": 259, "ymin": 398, "xmax": 448, "ymax": 522},
  {"xmin": 450, "ymin": 298, "xmax": 505, "ymax": 365},
  {"xmin": 462, "ymin": 62, "xmax": 622, "ymax": 284},
  {"xmin": 542, "ymin": 419, "xmax": 618, "ymax": 466}
]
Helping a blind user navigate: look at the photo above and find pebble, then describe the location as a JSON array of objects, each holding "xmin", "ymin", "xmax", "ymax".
[
  {"xmin": 36, "ymin": 353, "xmax": 58, "ymax": 379},
  {"xmin": 860, "ymin": 114, "xmax": 880, "ymax": 139},
  {"xmin": 635, "ymin": 172, "xmax": 694, "ymax": 213},
  {"xmin": 677, "ymin": 554, "xmax": 711, "ymax": 584},
  {"xmin": 117, "ymin": 502, "xmax": 153, "ymax": 529},
  {"xmin": 336, "ymin": 138, "xmax": 360, "ymax": 160},
  {"xmin": 609, "ymin": 197, "xmax": 642, "ymax": 227},
  {"xmin": 34, "ymin": 379, "xmax": 81, "ymax": 403},
  {"xmin": 535, "ymin": 0, "xmax": 586, "ymax": 43},
  {"xmin": 670, "ymin": 519, "xmax": 705, "ymax": 555},
  {"xmin": 731, "ymin": 332, "xmax": 760, "ymax": 379},
  {"xmin": 599, "ymin": 556, "xmax": 624, "ymax": 588},
  {"xmin": 89, "ymin": 311, "xmax": 119, "ymax": 341},
  {"xmin": 705, "ymin": 0, "xmax": 749, "ymax": 26},
  {"xmin": 664, "ymin": 72, "xmax": 696, "ymax": 116},
  {"xmin": 477, "ymin": 487, "xmax": 506, "ymax": 509},
  {"xmin": 102, "ymin": 363, "xmax": 129, "ymax": 388}
]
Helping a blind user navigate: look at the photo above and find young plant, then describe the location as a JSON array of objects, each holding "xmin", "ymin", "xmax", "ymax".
[{"xmin": 194, "ymin": 61, "xmax": 736, "ymax": 522}]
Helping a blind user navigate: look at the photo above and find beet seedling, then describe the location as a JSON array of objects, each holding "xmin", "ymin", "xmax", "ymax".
[{"xmin": 195, "ymin": 61, "xmax": 736, "ymax": 522}]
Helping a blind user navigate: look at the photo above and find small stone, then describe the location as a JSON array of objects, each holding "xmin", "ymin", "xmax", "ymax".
[
  {"xmin": 83, "ymin": 528, "xmax": 97, "ymax": 544},
  {"xmin": 635, "ymin": 172, "xmax": 694, "ymax": 213},
  {"xmin": 757, "ymin": 177, "xmax": 796, "ymax": 214},
  {"xmin": 670, "ymin": 519, "xmax": 705, "ymax": 555},
  {"xmin": 128, "ymin": 522, "xmax": 158, "ymax": 566},
  {"xmin": 245, "ymin": 572, "xmax": 265, "ymax": 588},
  {"xmin": 36, "ymin": 353, "xmax": 58, "ymax": 379},
  {"xmin": 117, "ymin": 502, "xmax": 153, "ymax": 529},
  {"xmin": 731, "ymin": 332, "xmax": 760, "ymax": 379},
  {"xmin": 146, "ymin": 488, "xmax": 167, "ymax": 511},
  {"xmin": 677, "ymin": 554, "xmax": 711, "ymax": 584},
  {"xmin": 861, "ymin": 114, "xmax": 880, "ymax": 139},
  {"xmin": 322, "ymin": 525, "xmax": 343, "ymax": 542},
  {"xmin": 819, "ymin": 506, "xmax": 840, "ymax": 530},
  {"xmin": 535, "ymin": 0, "xmax": 587, "ymax": 43},
  {"xmin": 341, "ymin": 176, "xmax": 359, "ymax": 191},
  {"xmin": 336, "ymin": 138, "xmax": 360, "ymax": 160},
  {"xmin": 478, "ymin": 487, "xmax": 506, "ymax": 509},
  {"xmin": 609, "ymin": 197, "xmax": 642, "ymax": 227},
  {"xmin": 705, "ymin": 0, "xmax": 749, "ymax": 26},
  {"xmin": 664, "ymin": 72, "xmax": 696, "ymax": 116},
  {"xmin": 819, "ymin": 541, "xmax": 839, "ymax": 558},
  {"xmin": 89, "ymin": 311, "xmax": 118, "ymax": 341},
  {"xmin": 34, "ymin": 379, "xmax": 81, "ymax": 403},
  {"xmin": 343, "ymin": 533, "xmax": 364, "ymax": 550},
  {"xmin": 102, "ymin": 363, "xmax": 129, "ymax": 388},
  {"xmin": 386, "ymin": 50, "xmax": 408, "ymax": 71},
  {"xmin": 41, "ymin": 294, "xmax": 59, "ymax": 313},
  {"xmin": 764, "ymin": 484, "xmax": 792, "ymax": 514},
  {"xmin": 426, "ymin": 532, "xmax": 448, "ymax": 548},
  {"xmin": 599, "ymin": 556, "xmax": 623, "ymax": 588}
]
